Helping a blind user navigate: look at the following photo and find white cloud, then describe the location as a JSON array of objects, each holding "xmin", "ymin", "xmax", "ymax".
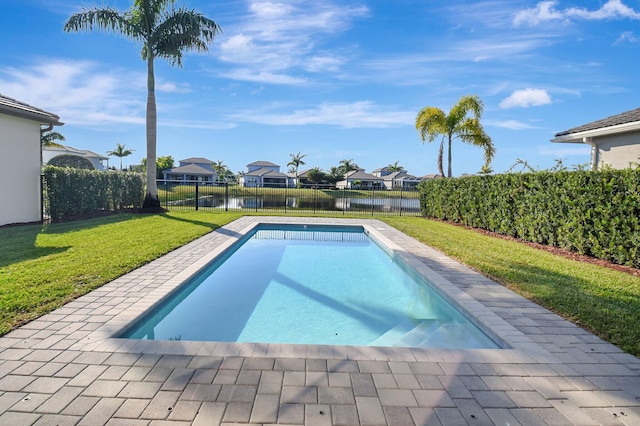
[
  {"xmin": 228, "ymin": 101, "xmax": 413, "ymax": 128},
  {"xmin": 499, "ymin": 88, "xmax": 552, "ymax": 109},
  {"xmin": 489, "ymin": 119, "xmax": 538, "ymax": 130},
  {"xmin": 513, "ymin": 1, "xmax": 565, "ymax": 26},
  {"xmin": 219, "ymin": 68, "xmax": 308, "ymax": 85},
  {"xmin": 0, "ymin": 59, "xmax": 145, "ymax": 126},
  {"xmin": 514, "ymin": 0, "xmax": 640, "ymax": 26},
  {"xmin": 156, "ymin": 82, "xmax": 192, "ymax": 93},
  {"xmin": 216, "ymin": 0, "xmax": 367, "ymax": 84},
  {"xmin": 614, "ymin": 31, "xmax": 640, "ymax": 44},
  {"xmin": 0, "ymin": 58, "xmax": 232, "ymax": 130}
]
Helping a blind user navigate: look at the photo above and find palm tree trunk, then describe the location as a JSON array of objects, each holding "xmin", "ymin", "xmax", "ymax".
[
  {"xmin": 447, "ymin": 134, "xmax": 453, "ymax": 178},
  {"xmin": 143, "ymin": 55, "xmax": 161, "ymax": 209}
]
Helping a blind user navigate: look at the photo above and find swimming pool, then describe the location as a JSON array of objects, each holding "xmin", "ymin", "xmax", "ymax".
[{"xmin": 121, "ymin": 224, "xmax": 500, "ymax": 349}]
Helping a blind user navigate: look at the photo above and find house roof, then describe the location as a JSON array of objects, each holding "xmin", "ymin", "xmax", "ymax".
[
  {"xmin": 165, "ymin": 164, "xmax": 215, "ymax": 176},
  {"xmin": 43, "ymin": 145, "xmax": 108, "ymax": 160},
  {"xmin": 345, "ymin": 170, "xmax": 383, "ymax": 181},
  {"xmin": 383, "ymin": 171, "xmax": 420, "ymax": 181},
  {"xmin": 180, "ymin": 157, "xmax": 213, "ymax": 164},
  {"xmin": 0, "ymin": 94, "xmax": 63, "ymax": 126},
  {"xmin": 552, "ymin": 107, "xmax": 640, "ymax": 143},
  {"xmin": 245, "ymin": 167, "xmax": 288, "ymax": 178},
  {"xmin": 248, "ymin": 160, "xmax": 279, "ymax": 167}
]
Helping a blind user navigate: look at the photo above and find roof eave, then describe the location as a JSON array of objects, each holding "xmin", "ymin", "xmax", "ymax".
[
  {"xmin": 551, "ymin": 121, "xmax": 640, "ymax": 143},
  {"xmin": 0, "ymin": 106, "xmax": 63, "ymax": 127}
]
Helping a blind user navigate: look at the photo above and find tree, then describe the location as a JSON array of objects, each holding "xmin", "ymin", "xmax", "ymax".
[
  {"xmin": 387, "ymin": 161, "xmax": 403, "ymax": 173},
  {"xmin": 307, "ymin": 167, "xmax": 326, "ymax": 184},
  {"xmin": 41, "ymin": 131, "xmax": 65, "ymax": 147},
  {"xmin": 287, "ymin": 152, "xmax": 307, "ymax": 186},
  {"xmin": 326, "ymin": 166, "xmax": 344, "ymax": 185},
  {"xmin": 142, "ymin": 155, "xmax": 174, "ymax": 179},
  {"xmin": 477, "ymin": 164, "xmax": 493, "ymax": 175},
  {"xmin": 212, "ymin": 159, "xmax": 234, "ymax": 182},
  {"xmin": 338, "ymin": 158, "xmax": 359, "ymax": 175},
  {"xmin": 49, "ymin": 155, "xmax": 94, "ymax": 170},
  {"xmin": 415, "ymin": 95, "xmax": 494, "ymax": 178},
  {"xmin": 64, "ymin": 0, "xmax": 221, "ymax": 209},
  {"xmin": 107, "ymin": 143, "xmax": 135, "ymax": 171}
]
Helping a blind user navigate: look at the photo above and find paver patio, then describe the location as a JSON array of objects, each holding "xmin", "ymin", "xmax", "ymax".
[{"xmin": 1, "ymin": 216, "xmax": 639, "ymax": 425}]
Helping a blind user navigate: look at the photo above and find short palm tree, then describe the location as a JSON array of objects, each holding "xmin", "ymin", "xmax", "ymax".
[
  {"xmin": 287, "ymin": 152, "xmax": 307, "ymax": 186},
  {"xmin": 307, "ymin": 167, "xmax": 325, "ymax": 184},
  {"xmin": 107, "ymin": 143, "xmax": 135, "ymax": 171},
  {"xmin": 327, "ymin": 166, "xmax": 344, "ymax": 185},
  {"xmin": 415, "ymin": 95, "xmax": 494, "ymax": 178},
  {"xmin": 212, "ymin": 159, "xmax": 228, "ymax": 182},
  {"xmin": 64, "ymin": 0, "xmax": 221, "ymax": 209},
  {"xmin": 41, "ymin": 131, "xmax": 66, "ymax": 148}
]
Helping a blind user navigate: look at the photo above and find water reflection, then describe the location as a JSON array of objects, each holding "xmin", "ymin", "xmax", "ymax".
[{"xmin": 190, "ymin": 195, "xmax": 420, "ymax": 213}]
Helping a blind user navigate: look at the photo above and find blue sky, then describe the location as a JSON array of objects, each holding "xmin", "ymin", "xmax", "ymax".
[{"xmin": 2, "ymin": 0, "xmax": 639, "ymax": 176}]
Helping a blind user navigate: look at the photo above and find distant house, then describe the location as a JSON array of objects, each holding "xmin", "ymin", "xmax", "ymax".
[
  {"xmin": 371, "ymin": 167, "xmax": 422, "ymax": 190},
  {"xmin": 336, "ymin": 170, "xmax": 384, "ymax": 189},
  {"xmin": 162, "ymin": 157, "xmax": 217, "ymax": 183},
  {"xmin": 0, "ymin": 94, "xmax": 62, "ymax": 226},
  {"xmin": 551, "ymin": 107, "xmax": 640, "ymax": 170},
  {"xmin": 42, "ymin": 145, "xmax": 109, "ymax": 170},
  {"xmin": 240, "ymin": 161, "xmax": 288, "ymax": 187},
  {"xmin": 288, "ymin": 169, "xmax": 321, "ymax": 187}
]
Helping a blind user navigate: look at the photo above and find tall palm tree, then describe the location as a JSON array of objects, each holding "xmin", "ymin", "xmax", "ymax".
[
  {"xmin": 415, "ymin": 95, "xmax": 494, "ymax": 178},
  {"xmin": 64, "ymin": 0, "xmax": 221, "ymax": 209},
  {"xmin": 287, "ymin": 152, "xmax": 307, "ymax": 185},
  {"xmin": 41, "ymin": 130, "xmax": 66, "ymax": 147},
  {"xmin": 107, "ymin": 143, "xmax": 135, "ymax": 171},
  {"xmin": 387, "ymin": 161, "xmax": 403, "ymax": 173},
  {"xmin": 338, "ymin": 158, "xmax": 359, "ymax": 175}
]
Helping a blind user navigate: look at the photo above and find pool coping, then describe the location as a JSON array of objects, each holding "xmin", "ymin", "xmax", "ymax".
[{"xmin": 69, "ymin": 217, "xmax": 553, "ymax": 363}]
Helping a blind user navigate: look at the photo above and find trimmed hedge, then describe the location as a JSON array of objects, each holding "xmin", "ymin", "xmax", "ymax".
[
  {"xmin": 43, "ymin": 166, "xmax": 144, "ymax": 221},
  {"xmin": 418, "ymin": 169, "xmax": 640, "ymax": 267}
]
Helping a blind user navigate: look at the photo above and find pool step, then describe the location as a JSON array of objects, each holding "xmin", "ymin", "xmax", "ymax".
[
  {"xmin": 369, "ymin": 319, "xmax": 417, "ymax": 347},
  {"xmin": 417, "ymin": 322, "xmax": 499, "ymax": 349},
  {"xmin": 392, "ymin": 320, "xmax": 442, "ymax": 347}
]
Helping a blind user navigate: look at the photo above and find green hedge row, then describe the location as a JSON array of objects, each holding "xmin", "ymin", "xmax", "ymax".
[
  {"xmin": 418, "ymin": 169, "xmax": 640, "ymax": 267},
  {"xmin": 43, "ymin": 166, "xmax": 144, "ymax": 221}
]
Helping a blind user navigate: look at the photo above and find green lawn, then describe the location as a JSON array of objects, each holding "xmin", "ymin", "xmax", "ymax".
[
  {"xmin": 0, "ymin": 211, "xmax": 241, "ymax": 334},
  {"xmin": 1, "ymin": 212, "xmax": 638, "ymax": 356},
  {"xmin": 382, "ymin": 217, "xmax": 640, "ymax": 356}
]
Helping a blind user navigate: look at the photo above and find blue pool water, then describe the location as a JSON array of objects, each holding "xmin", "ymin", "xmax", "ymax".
[{"xmin": 122, "ymin": 225, "xmax": 500, "ymax": 349}]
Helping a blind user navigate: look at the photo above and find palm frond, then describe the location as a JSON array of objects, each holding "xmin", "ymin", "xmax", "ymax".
[{"xmin": 64, "ymin": 8, "xmax": 138, "ymax": 39}]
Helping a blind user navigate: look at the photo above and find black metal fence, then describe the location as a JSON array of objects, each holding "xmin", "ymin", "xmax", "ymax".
[{"xmin": 157, "ymin": 181, "xmax": 421, "ymax": 216}]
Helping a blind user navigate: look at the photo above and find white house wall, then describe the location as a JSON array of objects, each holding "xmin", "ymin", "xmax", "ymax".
[
  {"xmin": 0, "ymin": 114, "xmax": 42, "ymax": 226},
  {"xmin": 595, "ymin": 132, "xmax": 640, "ymax": 169}
]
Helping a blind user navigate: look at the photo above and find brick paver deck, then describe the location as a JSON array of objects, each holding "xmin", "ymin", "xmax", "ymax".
[{"xmin": 1, "ymin": 216, "xmax": 639, "ymax": 425}]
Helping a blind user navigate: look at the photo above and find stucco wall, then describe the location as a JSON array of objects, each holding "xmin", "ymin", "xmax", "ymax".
[
  {"xmin": 0, "ymin": 114, "xmax": 42, "ymax": 226},
  {"xmin": 595, "ymin": 132, "xmax": 640, "ymax": 169}
]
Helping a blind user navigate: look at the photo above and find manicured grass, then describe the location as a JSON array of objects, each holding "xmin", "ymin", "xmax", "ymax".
[
  {"xmin": 0, "ymin": 211, "xmax": 242, "ymax": 335},
  {"xmin": 382, "ymin": 216, "xmax": 640, "ymax": 356}
]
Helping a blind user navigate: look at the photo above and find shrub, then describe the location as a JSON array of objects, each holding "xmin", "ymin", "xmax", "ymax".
[
  {"xmin": 43, "ymin": 166, "xmax": 144, "ymax": 221},
  {"xmin": 418, "ymin": 169, "xmax": 640, "ymax": 267}
]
